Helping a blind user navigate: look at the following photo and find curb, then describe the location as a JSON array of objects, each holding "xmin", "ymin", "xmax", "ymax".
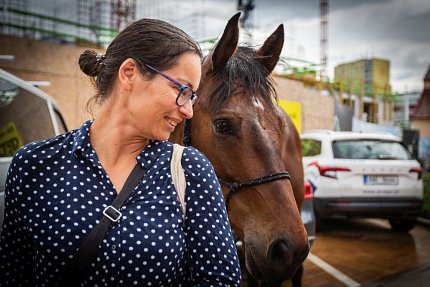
[{"xmin": 417, "ymin": 217, "xmax": 430, "ymax": 226}]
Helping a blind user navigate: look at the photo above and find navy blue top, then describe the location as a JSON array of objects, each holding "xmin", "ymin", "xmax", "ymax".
[{"xmin": 0, "ymin": 120, "xmax": 241, "ymax": 286}]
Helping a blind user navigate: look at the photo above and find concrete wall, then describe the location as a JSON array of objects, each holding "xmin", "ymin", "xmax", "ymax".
[
  {"xmin": 273, "ymin": 76, "xmax": 334, "ymax": 131},
  {"xmin": 0, "ymin": 35, "xmax": 102, "ymax": 130},
  {"xmin": 412, "ymin": 120, "xmax": 430, "ymax": 137}
]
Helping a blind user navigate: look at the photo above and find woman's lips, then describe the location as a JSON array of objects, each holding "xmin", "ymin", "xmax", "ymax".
[{"xmin": 165, "ymin": 117, "xmax": 178, "ymax": 127}]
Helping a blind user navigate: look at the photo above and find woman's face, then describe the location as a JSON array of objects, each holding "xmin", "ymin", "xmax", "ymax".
[{"xmin": 130, "ymin": 52, "xmax": 201, "ymax": 141}]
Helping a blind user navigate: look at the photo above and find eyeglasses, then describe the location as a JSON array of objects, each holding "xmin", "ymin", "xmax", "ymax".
[{"xmin": 143, "ymin": 63, "xmax": 198, "ymax": 106}]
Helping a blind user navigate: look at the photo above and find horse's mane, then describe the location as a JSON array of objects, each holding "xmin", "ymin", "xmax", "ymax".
[{"xmin": 208, "ymin": 46, "xmax": 278, "ymax": 110}]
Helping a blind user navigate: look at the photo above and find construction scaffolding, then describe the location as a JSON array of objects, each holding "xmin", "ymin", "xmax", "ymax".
[
  {"xmin": 0, "ymin": 0, "xmax": 135, "ymax": 47},
  {"xmin": 111, "ymin": 0, "xmax": 136, "ymax": 31}
]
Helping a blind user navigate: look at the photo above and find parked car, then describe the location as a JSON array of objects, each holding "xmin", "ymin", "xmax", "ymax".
[
  {"xmin": 301, "ymin": 130, "xmax": 423, "ymax": 232},
  {"xmin": 0, "ymin": 68, "xmax": 68, "ymax": 232},
  {"xmin": 302, "ymin": 181, "xmax": 316, "ymax": 246}
]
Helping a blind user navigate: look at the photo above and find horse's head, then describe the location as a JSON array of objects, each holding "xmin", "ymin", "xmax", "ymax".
[{"xmin": 171, "ymin": 13, "xmax": 309, "ymax": 282}]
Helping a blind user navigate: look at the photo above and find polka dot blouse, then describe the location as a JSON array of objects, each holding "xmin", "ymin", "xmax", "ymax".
[{"xmin": 0, "ymin": 120, "xmax": 241, "ymax": 286}]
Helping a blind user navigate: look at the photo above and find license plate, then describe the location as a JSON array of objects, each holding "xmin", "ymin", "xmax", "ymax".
[{"xmin": 363, "ymin": 175, "xmax": 398, "ymax": 185}]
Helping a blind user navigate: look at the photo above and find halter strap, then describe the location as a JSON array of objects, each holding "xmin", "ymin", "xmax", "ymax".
[{"xmin": 220, "ymin": 171, "xmax": 291, "ymax": 209}]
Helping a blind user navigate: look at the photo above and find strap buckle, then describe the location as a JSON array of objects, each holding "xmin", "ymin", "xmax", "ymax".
[{"xmin": 103, "ymin": 205, "xmax": 122, "ymax": 222}]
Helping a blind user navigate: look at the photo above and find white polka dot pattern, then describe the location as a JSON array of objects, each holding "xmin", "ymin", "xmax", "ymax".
[{"xmin": 0, "ymin": 120, "xmax": 241, "ymax": 286}]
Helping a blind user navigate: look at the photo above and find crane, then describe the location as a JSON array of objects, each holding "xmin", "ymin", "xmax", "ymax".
[
  {"xmin": 320, "ymin": 0, "xmax": 328, "ymax": 81},
  {"xmin": 237, "ymin": 0, "xmax": 255, "ymax": 28}
]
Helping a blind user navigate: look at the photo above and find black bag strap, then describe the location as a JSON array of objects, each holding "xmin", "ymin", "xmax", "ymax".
[{"xmin": 62, "ymin": 163, "xmax": 146, "ymax": 286}]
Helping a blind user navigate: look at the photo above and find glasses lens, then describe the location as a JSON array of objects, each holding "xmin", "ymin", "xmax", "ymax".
[{"xmin": 177, "ymin": 87, "xmax": 193, "ymax": 105}]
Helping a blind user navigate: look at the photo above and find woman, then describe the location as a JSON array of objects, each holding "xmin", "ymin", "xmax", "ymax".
[{"xmin": 0, "ymin": 18, "xmax": 241, "ymax": 286}]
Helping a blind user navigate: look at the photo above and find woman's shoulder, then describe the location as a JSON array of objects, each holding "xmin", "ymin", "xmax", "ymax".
[
  {"xmin": 14, "ymin": 132, "xmax": 72, "ymax": 159},
  {"xmin": 15, "ymin": 120, "xmax": 93, "ymax": 158},
  {"xmin": 166, "ymin": 142, "xmax": 213, "ymax": 173},
  {"xmin": 166, "ymin": 142, "xmax": 216, "ymax": 178},
  {"xmin": 10, "ymin": 122, "xmax": 88, "ymax": 170},
  {"xmin": 6, "ymin": 132, "xmax": 71, "ymax": 182},
  {"xmin": 176, "ymin": 145, "xmax": 218, "ymax": 182},
  {"xmin": 180, "ymin": 145, "xmax": 211, "ymax": 167}
]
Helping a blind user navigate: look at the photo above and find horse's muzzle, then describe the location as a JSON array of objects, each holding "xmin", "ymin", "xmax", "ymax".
[
  {"xmin": 268, "ymin": 238, "xmax": 310, "ymax": 280},
  {"xmin": 245, "ymin": 237, "xmax": 310, "ymax": 282}
]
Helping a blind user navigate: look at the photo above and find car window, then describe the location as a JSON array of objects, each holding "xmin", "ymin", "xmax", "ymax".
[
  {"xmin": 54, "ymin": 109, "xmax": 68, "ymax": 135},
  {"xmin": 332, "ymin": 139, "xmax": 413, "ymax": 160},
  {"xmin": 301, "ymin": 139, "xmax": 322, "ymax": 157},
  {"xmin": 0, "ymin": 77, "xmax": 56, "ymax": 157}
]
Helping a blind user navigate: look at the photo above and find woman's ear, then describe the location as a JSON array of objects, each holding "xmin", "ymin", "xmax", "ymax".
[{"xmin": 118, "ymin": 58, "xmax": 139, "ymax": 91}]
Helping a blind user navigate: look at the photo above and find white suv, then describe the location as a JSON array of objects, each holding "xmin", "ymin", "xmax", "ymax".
[
  {"xmin": 301, "ymin": 130, "xmax": 423, "ymax": 232},
  {"xmin": 0, "ymin": 68, "xmax": 68, "ymax": 232}
]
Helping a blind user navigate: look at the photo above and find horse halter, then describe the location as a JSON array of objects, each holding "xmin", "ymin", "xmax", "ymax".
[
  {"xmin": 182, "ymin": 118, "xmax": 291, "ymax": 210},
  {"xmin": 219, "ymin": 172, "xmax": 291, "ymax": 209}
]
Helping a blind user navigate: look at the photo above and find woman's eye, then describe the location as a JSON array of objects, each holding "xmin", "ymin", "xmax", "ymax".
[
  {"xmin": 171, "ymin": 84, "xmax": 181, "ymax": 93},
  {"xmin": 214, "ymin": 120, "xmax": 232, "ymax": 134}
]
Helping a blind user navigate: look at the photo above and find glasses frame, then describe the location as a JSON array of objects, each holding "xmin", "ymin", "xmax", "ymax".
[{"xmin": 142, "ymin": 63, "xmax": 198, "ymax": 106}]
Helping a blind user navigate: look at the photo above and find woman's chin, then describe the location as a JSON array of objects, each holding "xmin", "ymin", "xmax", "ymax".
[{"xmin": 152, "ymin": 133, "xmax": 171, "ymax": 142}]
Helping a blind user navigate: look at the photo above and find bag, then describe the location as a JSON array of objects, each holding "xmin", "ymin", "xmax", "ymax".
[{"xmin": 171, "ymin": 143, "xmax": 186, "ymax": 218}]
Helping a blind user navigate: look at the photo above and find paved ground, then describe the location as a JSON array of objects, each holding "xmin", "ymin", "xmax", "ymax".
[
  {"xmin": 282, "ymin": 218, "xmax": 430, "ymax": 287},
  {"xmin": 361, "ymin": 263, "xmax": 430, "ymax": 287},
  {"xmin": 361, "ymin": 219, "xmax": 430, "ymax": 287}
]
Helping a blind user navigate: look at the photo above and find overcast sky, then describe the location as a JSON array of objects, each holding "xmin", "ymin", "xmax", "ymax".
[{"xmin": 137, "ymin": 0, "xmax": 430, "ymax": 94}]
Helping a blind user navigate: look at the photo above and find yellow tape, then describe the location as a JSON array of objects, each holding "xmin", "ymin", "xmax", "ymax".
[{"xmin": 277, "ymin": 100, "xmax": 302, "ymax": 133}]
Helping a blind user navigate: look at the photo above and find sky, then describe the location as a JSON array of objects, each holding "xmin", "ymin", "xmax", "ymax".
[{"xmin": 137, "ymin": 0, "xmax": 430, "ymax": 94}]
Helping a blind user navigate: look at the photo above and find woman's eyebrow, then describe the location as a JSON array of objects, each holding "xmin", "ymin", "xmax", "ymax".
[{"xmin": 177, "ymin": 77, "xmax": 194, "ymax": 89}]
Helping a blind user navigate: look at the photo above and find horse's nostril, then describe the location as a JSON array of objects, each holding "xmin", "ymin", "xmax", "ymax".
[{"xmin": 268, "ymin": 239, "xmax": 292, "ymax": 267}]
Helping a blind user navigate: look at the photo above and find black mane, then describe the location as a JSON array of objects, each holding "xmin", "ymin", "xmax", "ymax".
[{"xmin": 208, "ymin": 46, "xmax": 278, "ymax": 111}]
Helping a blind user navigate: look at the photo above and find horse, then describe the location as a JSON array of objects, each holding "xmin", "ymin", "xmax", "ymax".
[{"xmin": 170, "ymin": 13, "xmax": 309, "ymax": 286}]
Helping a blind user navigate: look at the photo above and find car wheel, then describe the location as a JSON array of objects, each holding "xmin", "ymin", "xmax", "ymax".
[{"xmin": 389, "ymin": 218, "xmax": 417, "ymax": 232}]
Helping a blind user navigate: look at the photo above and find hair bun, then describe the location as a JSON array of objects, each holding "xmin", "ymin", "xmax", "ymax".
[{"xmin": 79, "ymin": 50, "xmax": 104, "ymax": 77}]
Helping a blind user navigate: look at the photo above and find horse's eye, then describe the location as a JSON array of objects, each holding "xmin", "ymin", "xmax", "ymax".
[{"xmin": 214, "ymin": 120, "xmax": 232, "ymax": 134}]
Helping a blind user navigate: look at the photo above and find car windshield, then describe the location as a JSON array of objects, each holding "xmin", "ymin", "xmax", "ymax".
[{"xmin": 332, "ymin": 139, "xmax": 413, "ymax": 160}]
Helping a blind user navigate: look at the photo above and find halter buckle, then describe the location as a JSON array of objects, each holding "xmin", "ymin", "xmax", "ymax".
[{"xmin": 230, "ymin": 182, "xmax": 241, "ymax": 192}]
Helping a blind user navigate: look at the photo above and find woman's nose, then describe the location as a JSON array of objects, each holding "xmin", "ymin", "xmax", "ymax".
[{"xmin": 179, "ymin": 100, "xmax": 194, "ymax": 119}]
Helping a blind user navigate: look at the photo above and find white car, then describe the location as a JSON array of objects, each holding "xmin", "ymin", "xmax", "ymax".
[{"xmin": 301, "ymin": 130, "xmax": 423, "ymax": 232}]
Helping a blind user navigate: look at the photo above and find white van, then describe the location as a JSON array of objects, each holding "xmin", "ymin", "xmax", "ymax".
[{"xmin": 0, "ymin": 68, "xmax": 68, "ymax": 231}]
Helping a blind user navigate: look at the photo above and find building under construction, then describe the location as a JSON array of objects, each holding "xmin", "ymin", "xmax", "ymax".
[
  {"xmin": 334, "ymin": 58, "xmax": 394, "ymax": 124},
  {"xmin": 0, "ymin": 0, "xmax": 136, "ymax": 47}
]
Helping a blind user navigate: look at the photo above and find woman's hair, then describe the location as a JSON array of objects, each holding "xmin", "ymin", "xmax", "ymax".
[{"xmin": 79, "ymin": 18, "xmax": 202, "ymax": 114}]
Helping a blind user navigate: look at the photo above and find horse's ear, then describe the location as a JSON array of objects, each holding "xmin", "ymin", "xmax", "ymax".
[
  {"xmin": 207, "ymin": 12, "xmax": 241, "ymax": 71},
  {"xmin": 256, "ymin": 24, "xmax": 284, "ymax": 75}
]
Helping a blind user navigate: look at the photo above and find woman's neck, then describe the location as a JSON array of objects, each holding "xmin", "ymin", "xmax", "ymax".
[{"xmin": 90, "ymin": 99, "xmax": 149, "ymax": 168}]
